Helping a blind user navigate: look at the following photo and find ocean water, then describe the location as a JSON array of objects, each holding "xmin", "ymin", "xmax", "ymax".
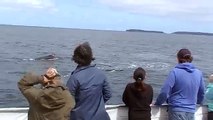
[{"xmin": 0, "ymin": 25, "xmax": 213, "ymax": 107}]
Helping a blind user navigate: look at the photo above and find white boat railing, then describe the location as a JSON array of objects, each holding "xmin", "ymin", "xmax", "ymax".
[
  {"xmin": 0, "ymin": 105, "xmax": 208, "ymax": 120},
  {"xmin": 106, "ymin": 105, "xmax": 208, "ymax": 120}
]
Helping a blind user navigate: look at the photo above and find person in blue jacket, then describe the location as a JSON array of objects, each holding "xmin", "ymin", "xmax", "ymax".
[
  {"xmin": 155, "ymin": 48, "xmax": 205, "ymax": 120},
  {"xmin": 66, "ymin": 42, "xmax": 112, "ymax": 120},
  {"xmin": 205, "ymin": 74, "xmax": 213, "ymax": 120}
]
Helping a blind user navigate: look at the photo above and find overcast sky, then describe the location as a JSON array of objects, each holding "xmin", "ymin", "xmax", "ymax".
[{"xmin": 0, "ymin": 0, "xmax": 212, "ymax": 33}]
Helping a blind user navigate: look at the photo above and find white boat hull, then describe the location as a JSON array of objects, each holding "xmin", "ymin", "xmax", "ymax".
[{"xmin": 0, "ymin": 105, "xmax": 208, "ymax": 120}]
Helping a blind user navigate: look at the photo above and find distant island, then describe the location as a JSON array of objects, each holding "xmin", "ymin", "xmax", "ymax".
[
  {"xmin": 126, "ymin": 29, "xmax": 164, "ymax": 33},
  {"xmin": 126, "ymin": 29, "xmax": 213, "ymax": 36},
  {"xmin": 172, "ymin": 31, "xmax": 213, "ymax": 36}
]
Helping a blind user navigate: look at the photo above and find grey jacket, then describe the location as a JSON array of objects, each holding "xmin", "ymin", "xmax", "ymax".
[{"xmin": 66, "ymin": 64, "xmax": 112, "ymax": 120}]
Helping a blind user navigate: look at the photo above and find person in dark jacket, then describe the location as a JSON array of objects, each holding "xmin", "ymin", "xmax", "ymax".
[
  {"xmin": 155, "ymin": 48, "xmax": 205, "ymax": 120},
  {"xmin": 66, "ymin": 42, "xmax": 112, "ymax": 120},
  {"xmin": 123, "ymin": 67, "xmax": 153, "ymax": 120},
  {"xmin": 18, "ymin": 68, "xmax": 75, "ymax": 120}
]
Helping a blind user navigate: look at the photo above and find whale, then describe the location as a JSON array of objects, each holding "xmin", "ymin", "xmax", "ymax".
[{"xmin": 34, "ymin": 54, "xmax": 56, "ymax": 60}]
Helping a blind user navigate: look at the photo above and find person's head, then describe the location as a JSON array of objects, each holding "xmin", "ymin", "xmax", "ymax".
[
  {"xmin": 72, "ymin": 42, "xmax": 94, "ymax": 66},
  {"xmin": 133, "ymin": 67, "xmax": 146, "ymax": 81},
  {"xmin": 209, "ymin": 74, "xmax": 213, "ymax": 83},
  {"xmin": 133, "ymin": 67, "xmax": 146, "ymax": 91},
  {"xmin": 177, "ymin": 48, "xmax": 193, "ymax": 63}
]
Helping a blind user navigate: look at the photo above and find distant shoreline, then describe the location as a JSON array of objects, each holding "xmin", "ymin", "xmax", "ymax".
[
  {"xmin": 126, "ymin": 29, "xmax": 164, "ymax": 34},
  {"xmin": 126, "ymin": 29, "xmax": 213, "ymax": 36},
  {"xmin": 0, "ymin": 24, "xmax": 213, "ymax": 36},
  {"xmin": 171, "ymin": 31, "xmax": 213, "ymax": 36}
]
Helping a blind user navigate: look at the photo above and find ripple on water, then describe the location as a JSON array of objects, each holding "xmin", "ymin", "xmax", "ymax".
[{"xmin": 0, "ymin": 89, "xmax": 28, "ymax": 107}]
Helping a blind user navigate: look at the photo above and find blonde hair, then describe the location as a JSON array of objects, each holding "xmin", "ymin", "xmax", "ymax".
[{"xmin": 209, "ymin": 74, "xmax": 213, "ymax": 83}]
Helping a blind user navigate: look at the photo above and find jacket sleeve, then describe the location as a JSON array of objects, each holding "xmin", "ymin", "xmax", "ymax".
[
  {"xmin": 122, "ymin": 85, "xmax": 129, "ymax": 106},
  {"xmin": 66, "ymin": 75, "xmax": 79, "ymax": 97},
  {"xmin": 17, "ymin": 72, "xmax": 43, "ymax": 103},
  {"xmin": 197, "ymin": 75, "xmax": 205, "ymax": 104},
  {"xmin": 102, "ymin": 77, "xmax": 112, "ymax": 103},
  {"xmin": 155, "ymin": 71, "xmax": 175, "ymax": 105}
]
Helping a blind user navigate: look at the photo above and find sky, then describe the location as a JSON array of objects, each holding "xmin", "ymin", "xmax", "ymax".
[{"xmin": 0, "ymin": 0, "xmax": 213, "ymax": 33}]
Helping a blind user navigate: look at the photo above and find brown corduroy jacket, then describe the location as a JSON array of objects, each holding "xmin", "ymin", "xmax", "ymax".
[{"xmin": 18, "ymin": 72, "xmax": 75, "ymax": 120}]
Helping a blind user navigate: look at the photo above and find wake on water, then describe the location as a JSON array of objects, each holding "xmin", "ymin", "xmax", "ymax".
[{"xmin": 96, "ymin": 62, "xmax": 170, "ymax": 72}]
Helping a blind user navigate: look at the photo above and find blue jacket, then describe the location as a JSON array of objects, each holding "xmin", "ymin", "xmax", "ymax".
[
  {"xmin": 66, "ymin": 64, "xmax": 112, "ymax": 120},
  {"xmin": 205, "ymin": 83, "xmax": 213, "ymax": 111},
  {"xmin": 155, "ymin": 63, "xmax": 205, "ymax": 113}
]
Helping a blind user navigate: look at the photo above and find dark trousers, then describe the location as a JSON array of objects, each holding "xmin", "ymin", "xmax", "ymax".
[{"xmin": 208, "ymin": 111, "xmax": 213, "ymax": 120}]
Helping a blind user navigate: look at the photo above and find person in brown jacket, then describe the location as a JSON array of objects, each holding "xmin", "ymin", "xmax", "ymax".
[
  {"xmin": 122, "ymin": 67, "xmax": 153, "ymax": 120},
  {"xmin": 18, "ymin": 68, "xmax": 75, "ymax": 120}
]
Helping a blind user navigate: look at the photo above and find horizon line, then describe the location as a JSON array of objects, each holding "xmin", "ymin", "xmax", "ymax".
[{"xmin": 0, "ymin": 23, "xmax": 213, "ymax": 35}]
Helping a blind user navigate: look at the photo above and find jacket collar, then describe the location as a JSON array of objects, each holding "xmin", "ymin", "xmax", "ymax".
[{"xmin": 72, "ymin": 64, "xmax": 96, "ymax": 74}]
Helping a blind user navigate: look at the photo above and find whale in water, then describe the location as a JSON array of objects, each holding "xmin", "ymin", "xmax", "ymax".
[{"xmin": 35, "ymin": 54, "xmax": 56, "ymax": 60}]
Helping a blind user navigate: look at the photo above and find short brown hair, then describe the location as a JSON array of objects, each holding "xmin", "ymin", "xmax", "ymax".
[{"xmin": 72, "ymin": 42, "xmax": 94, "ymax": 66}]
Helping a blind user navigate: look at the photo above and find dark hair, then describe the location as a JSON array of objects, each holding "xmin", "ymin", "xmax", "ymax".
[
  {"xmin": 133, "ymin": 67, "xmax": 146, "ymax": 91},
  {"xmin": 72, "ymin": 42, "xmax": 94, "ymax": 66},
  {"xmin": 177, "ymin": 48, "xmax": 193, "ymax": 63}
]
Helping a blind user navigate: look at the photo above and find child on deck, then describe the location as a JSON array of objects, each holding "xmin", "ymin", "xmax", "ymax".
[
  {"xmin": 205, "ymin": 74, "xmax": 213, "ymax": 120},
  {"xmin": 122, "ymin": 67, "xmax": 153, "ymax": 120}
]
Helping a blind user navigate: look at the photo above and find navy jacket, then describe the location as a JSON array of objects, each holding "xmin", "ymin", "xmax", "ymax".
[{"xmin": 66, "ymin": 64, "xmax": 112, "ymax": 120}]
